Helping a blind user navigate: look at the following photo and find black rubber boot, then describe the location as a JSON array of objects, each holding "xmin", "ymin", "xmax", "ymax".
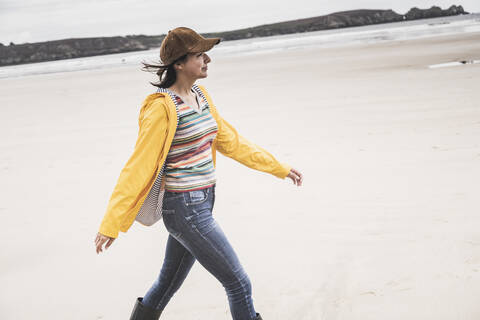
[
  {"xmin": 129, "ymin": 297, "xmax": 162, "ymax": 320},
  {"xmin": 254, "ymin": 312, "xmax": 263, "ymax": 320}
]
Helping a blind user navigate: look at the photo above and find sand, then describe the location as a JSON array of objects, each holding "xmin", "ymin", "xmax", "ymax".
[{"xmin": 1, "ymin": 32, "xmax": 479, "ymax": 319}]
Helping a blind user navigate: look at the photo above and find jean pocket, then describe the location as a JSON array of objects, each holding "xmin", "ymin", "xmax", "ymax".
[{"xmin": 184, "ymin": 189, "xmax": 209, "ymax": 206}]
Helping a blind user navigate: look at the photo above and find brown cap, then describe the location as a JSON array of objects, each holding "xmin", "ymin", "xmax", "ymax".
[{"xmin": 160, "ymin": 27, "xmax": 221, "ymax": 66}]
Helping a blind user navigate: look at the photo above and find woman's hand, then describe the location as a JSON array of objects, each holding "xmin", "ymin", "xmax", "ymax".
[
  {"xmin": 287, "ymin": 168, "xmax": 303, "ymax": 186},
  {"xmin": 94, "ymin": 232, "xmax": 116, "ymax": 254}
]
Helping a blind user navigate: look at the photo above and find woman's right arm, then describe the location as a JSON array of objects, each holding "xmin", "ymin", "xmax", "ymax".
[{"xmin": 96, "ymin": 98, "xmax": 169, "ymax": 242}]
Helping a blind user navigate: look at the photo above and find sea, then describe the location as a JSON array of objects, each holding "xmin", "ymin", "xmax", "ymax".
[{"xmin": 1, "ymin": 13, "xmax": 479, "ymax": 79}]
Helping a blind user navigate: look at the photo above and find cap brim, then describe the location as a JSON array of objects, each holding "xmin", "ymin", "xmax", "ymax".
[{"xmin": 191, "ymin": 37, "xmax": 221, "ymax": 53}]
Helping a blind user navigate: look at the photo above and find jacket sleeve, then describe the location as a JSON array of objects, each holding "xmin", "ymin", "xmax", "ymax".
[
  {"xmin": 98, "ymin": 99, "xmax": 168, "ymax": 238},
  {"xmin": 212, "ymin": 106, "xmax": 291, "ymax": 180}
]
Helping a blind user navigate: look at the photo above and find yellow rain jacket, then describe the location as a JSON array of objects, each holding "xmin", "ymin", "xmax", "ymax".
[{"xmin": 99, "ymin": 85, "xmax": 291, "ymax": 238}]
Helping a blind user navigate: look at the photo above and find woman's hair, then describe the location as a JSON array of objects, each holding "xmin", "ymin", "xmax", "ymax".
[{"xmin": 142, "ymin": 54, "xmax": 189, "ymax": 88}]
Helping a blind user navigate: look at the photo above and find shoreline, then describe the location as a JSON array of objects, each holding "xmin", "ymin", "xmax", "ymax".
[
  {"xmin": 1, "ymin": 13, "xmax": 479, "ymax": 80},
  {"xmin": 0, "ymin": 6, "xmax": 471, "ymax": 67}
]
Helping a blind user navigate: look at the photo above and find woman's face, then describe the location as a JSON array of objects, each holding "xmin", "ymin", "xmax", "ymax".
[{"xmin": 176, "ymin": 52, "xmax": 211, "ymax": 79}]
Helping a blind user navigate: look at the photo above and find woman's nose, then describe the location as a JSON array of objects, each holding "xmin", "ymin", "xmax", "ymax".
[{"xmin": 204, "ymin": 53, "xmax": 211, "ymax": 63}]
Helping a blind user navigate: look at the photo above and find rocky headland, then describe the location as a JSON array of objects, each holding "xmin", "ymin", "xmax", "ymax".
[{"xmin": 0, "ymin": 5, "xmax": 468, "ymax": 67}]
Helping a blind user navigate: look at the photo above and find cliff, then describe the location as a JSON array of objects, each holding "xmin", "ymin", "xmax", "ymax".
[{"xmin": 206, "ymin": 9, "xmax": 404, "ymax": 41}]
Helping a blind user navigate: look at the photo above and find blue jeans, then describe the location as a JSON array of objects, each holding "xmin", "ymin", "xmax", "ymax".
[{"xmin": 142, "ymin": 185, "xmax": 258, "ymax": 320}]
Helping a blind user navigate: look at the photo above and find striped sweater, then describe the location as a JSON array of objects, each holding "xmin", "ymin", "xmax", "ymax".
[{"xmin": 163, "ymin": 87, "xmax": 218, "ymax": 192}]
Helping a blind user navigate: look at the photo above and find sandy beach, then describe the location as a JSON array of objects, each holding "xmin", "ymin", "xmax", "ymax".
[{"xmin": 1, "ymin": 31, "xmax": 479, "ymax": 319}]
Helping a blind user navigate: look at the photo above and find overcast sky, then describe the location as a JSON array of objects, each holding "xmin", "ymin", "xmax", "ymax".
[{"xmin": 1, "ymin": 0, "xmax": 478, "ymax": 44}]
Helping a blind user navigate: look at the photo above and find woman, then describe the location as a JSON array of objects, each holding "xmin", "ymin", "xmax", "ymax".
[{"xmin": 94, "ymin": 27, "xmax": 303, "ymax": 320}]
